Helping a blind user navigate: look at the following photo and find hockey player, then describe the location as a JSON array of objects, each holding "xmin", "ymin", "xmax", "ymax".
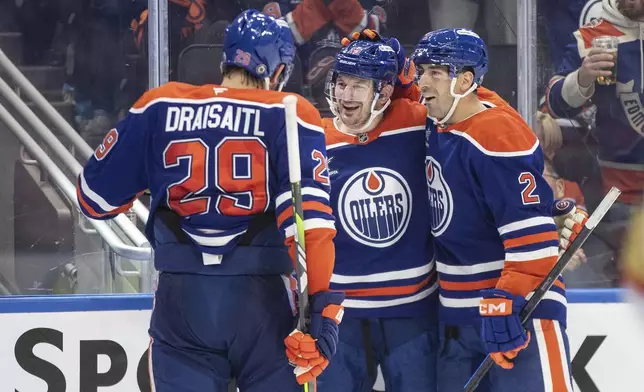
[
  {"xmin": 76, "ymin": 10, "xmax": 343, "ymax": 391},
  {"xmin": 314, "ymin": 35, "xmax": 439, "ymax": 392},
  {"xmin": 413, "ymin": 28, "xmax": 575, "ymax": 391},
  {"xmin": 312, "ymin": 29, "xmax": 581, "ymax": 392}
]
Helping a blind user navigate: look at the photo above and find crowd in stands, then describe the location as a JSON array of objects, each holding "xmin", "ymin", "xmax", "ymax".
[{"xmin": 2, "ymin": 0, "xmax": 641, "ymax": 289}]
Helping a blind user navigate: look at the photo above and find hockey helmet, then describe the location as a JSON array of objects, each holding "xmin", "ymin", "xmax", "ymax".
[{"xmin": 222, "ymin": 10, "xmax": 295, "ymax": 90}]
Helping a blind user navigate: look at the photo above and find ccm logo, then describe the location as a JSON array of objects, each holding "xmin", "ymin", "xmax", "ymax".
[{"xmin": 479, "ymin": 298, "xmax": 512, "ymax": 316}]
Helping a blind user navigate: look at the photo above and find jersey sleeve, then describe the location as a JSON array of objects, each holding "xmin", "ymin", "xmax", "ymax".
[
  {"xmin": 466, "ymin": 117, "xmax": 560, "ymax": 298},
  {"xmin": 76, "ymin": 92, "xmax": 154, "ymax": 220},
  {"xmin": 272, "ymin": 97, "xmax": 336, "ymax": 295}
]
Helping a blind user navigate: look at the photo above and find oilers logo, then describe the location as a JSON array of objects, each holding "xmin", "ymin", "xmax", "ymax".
[
  {"xmin": 338, "ymin": 167, "xmax": 412, "ymax": 248},
  {"xmin": 426, "ymin": 157, "xmax": 453, "ymax": 236}
]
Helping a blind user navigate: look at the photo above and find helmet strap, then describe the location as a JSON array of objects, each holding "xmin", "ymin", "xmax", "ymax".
[{"xmin": 430, "ymin": 77, "xmax": 478, "ymax": 126}]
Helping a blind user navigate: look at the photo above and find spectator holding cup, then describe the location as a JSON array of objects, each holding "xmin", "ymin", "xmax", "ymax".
[{"xmin": 546, "ymin": 0, "xmax": 644, "ymax": 275}]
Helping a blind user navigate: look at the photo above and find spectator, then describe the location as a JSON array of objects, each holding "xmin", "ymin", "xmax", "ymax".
[
  {"xmin": 544, "ymin": 160, "xmax": 589, "ymax": 273},
  {"xmin": 544, "ymin": 159, "xmax": 587, "ymax": 211},
  {"xmin": 546, "ymin": 0, "xmax": 644, "ymax": 282},
  {"xmin": 539, "ymin": 0, "xmax": 602, "ymax": 73}
]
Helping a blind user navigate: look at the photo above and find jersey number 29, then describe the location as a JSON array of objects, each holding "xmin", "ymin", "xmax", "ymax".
[{"xmin": 163, "ymin": 137, "xmax": 268, "ymax": 216}]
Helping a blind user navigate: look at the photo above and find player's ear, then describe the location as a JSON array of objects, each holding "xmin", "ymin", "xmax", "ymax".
[
  {"xmin": 457, "ymin": 71, "xmax": 475, "ymax": 94},
  {"xmin": 269, "ymin": 64, "xmax": 286, "ymax": 89}
]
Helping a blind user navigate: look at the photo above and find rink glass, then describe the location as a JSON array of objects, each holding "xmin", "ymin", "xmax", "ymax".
[{"xmin": 592, "ymin": 35, "xmax": 619, "ymax": 86}]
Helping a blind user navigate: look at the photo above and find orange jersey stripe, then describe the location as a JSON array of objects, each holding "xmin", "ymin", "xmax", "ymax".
[
  {"xmin": 503, "ymin": 232, "xmax": 559, "ymax": 249},
  {"xmin": 342, "ymin": 273, "xmax": 433, "ymax": 297},
  {"xmin": 540, "ymin": 319, "xmax": 570, "ymax": 390},
  {"xmin": 286, "ymin": 227, "xmax": 336, "ymax": 295},
  {"xmin": 439, "ymin": 277, "xmax": 499, "ymax": 291},
  {"xmin": 323, "ymin": 99, "xmax": 426, "ymax": 146},
  {"xmin": 132, "ymin": 82, "xmax": 323, "ymax": 130},
  {"xmin": 276, "ymin": 201, "xmax": 334, "ymax": 227},
  {"xmin": 323, "ymin": 118, "xmax": 356, "ymax": 146},
  {"xmin": 77, "ymin": 180, "xmax": 135, "ymax": 218},
  {"xmin": 442, "ymin": 106, "xmax": 538, "ymax": 154},
  {"xmin": 477, "ymin": 86, "xmax": 510, "ymax": 108},
  {"xmin": 496, "ymin": 257, "xmax": 564, "ymax": 297}
]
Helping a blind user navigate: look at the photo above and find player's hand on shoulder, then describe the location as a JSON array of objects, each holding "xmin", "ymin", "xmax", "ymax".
[
  {"xmin": 552, "ymin": 198, "xmax": 588, "ymax": 251},
  {"xmin": 284, "ymin": 291, "xmax": 345, "ymax": 384},
  {"xmin": 479, "ymin": 289, "xmax": 531, "ymax": 369}
]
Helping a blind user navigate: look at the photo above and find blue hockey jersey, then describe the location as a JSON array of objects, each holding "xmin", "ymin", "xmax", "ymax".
[
  {"xmin": 546, "ymin": 0, "xmax": 644, "ymax": 204},
  {"xmin": 426, "ymin": 97, "xmax": 567, "ymax": 326},
  {"xmin": 77, "ymin": 82, "xmax": 337, "ymax": 294},
  {"xmin": 322, "ymin": 99, "xmax": 438, "ymax": 318}
]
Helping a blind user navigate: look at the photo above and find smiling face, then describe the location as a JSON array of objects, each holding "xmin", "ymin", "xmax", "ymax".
[
  {"xmin": 416, "ymin": 64, "xmax": 455, "ymax": 120},
  {"xmin": 333, "ymin": 74, "xmax": 377, "ymax": 129}
]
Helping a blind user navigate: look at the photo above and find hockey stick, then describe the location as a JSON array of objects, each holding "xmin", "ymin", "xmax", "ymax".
[
  {"xmin": 464, "ymin": 186, "xmax": 622, "ymax": 392},
  {"xmin": 283, "ymin": 95, "xmax": 316, "ymax": 392}
]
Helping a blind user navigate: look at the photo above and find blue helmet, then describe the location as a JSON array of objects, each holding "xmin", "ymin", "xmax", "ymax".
[
  {"xmin": 332, "ymin": 40, "xmax": 399, "ymax": 85},
  {"xmin": 325, "ymin": 40, "xmax": 399, "ymax": 132},
  {"xmin": 222, "ymin": 10, "xmax": 295, "ymax": 87},
  {"xmin": 412, "ymin": 28, "xmax": 488, "ymax": 85}
]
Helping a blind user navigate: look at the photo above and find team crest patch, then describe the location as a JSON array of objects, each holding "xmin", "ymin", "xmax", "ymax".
[
  {"xmin": 338, "ymin": 167, "xmax": 412, "ymax": 248},
  {"xmin": 426, "ymin": 157, "xmax": 453, "ymax": 236}
]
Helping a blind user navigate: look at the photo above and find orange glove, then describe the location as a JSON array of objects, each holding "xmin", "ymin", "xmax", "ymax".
[
  {"xmin": 558, "ymin": 207, "xmax": 589, "ymax": 250},
  {"xmin": 490, "ymin": 331, "xmax": 532, "ymax": 369},
  {"xmin": 284, "ymin": 291, "xmax": 344, "ymax": 385},
  {"xmin": 284, "ymin": 330, "xmax": 329, "ymax": 384}
]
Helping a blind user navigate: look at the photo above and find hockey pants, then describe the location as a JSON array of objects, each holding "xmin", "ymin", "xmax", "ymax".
[
  {"xmin": 437, "ymin": 320, "xmax": 574, "ymax": 392},
  {"xmin": 148, "ymin": 272, "xmax": 301, "ymax": 392},
  {"xmin": 317, "ymin": 315, "xmax": 439, "ymax": 392}
]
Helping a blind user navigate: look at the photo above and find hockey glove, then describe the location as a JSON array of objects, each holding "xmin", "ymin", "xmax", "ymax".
[
  {"xmin": 552, "ymin": 198, "xmax": 589, "ymax": 269},
  {"xmin": 284, "ymin": 291, "xmax": 344, "ymax": 384},
  {"xmin": 553, "ymin": 199, "xmax": 589, "ymax": 250},
  {"xmin": 340, "ymin": 29, "xmax": 415, "ymax": 88},
  {"xmin": 479, "ymin": 289, "xmax": 531, "ymax": 369}
]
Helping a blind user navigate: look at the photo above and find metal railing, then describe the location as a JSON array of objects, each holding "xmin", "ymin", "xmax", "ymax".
[
  {"xmin": 0, "ymin": 48, "xmax": 155, "ymax": 293},
  {"xmin": 0, "ymin": 49, "xmax": 150, "ymax": 225},
  {"xmin": 0, "ymin": 100, "xmax": 154, "ymax": 290}
]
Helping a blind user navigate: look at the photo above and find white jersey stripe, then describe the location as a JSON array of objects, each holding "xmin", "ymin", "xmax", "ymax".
[
  {"xmin": 436, "ymin": 260, "xmax": 504, "ymax": 275},
  {"xmin": 331, "ymin": 260, "xmax": 434, "ymax": 284},
  {"xmin": 379, "ymin": 126, "xmax": 425, "ymax": 137},
  {"xmin": 505, "ymin": 246, "xmax": 560, "ymax": 262},
  {"xmin": 534, "ymin": 319, "xmax": 554, "ymax": 392},
  {"xmin": 450, "ymin": 130, "xmax": 540, "ymax": 158},
  {"xmin": 440, "ymin": 290, "xmax": 568, "ymax": 309},
  {"xmin": 148, "ymin": 337, "xmax": 156, "ymax": 392},
  {"xmin": 79, "ymin": 171, "xmax": 119, "ymax": 212},
  {"xmin": 284, "ymin": 218, "xmax": 335, "ymax": 238},
  {"xmin": 275, "ymin": 187, "xmax": 330, "ymax": 209},
  {"xmin": 498, "ymin": 216, "xmax": 556, "ymax": 236},
  {"xmin": 326, "ymin": 126, "xmax": 425, "ymax": 151},
  {"xmin": 554, "ymin": 321, "xmax": 575, "ymax": 392}
]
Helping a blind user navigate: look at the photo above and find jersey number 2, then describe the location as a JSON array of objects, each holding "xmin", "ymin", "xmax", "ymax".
[
  {"xmin": 312, "ymin": 149, "xmax": 330, "ymax": 185},
  {"xmin": 163, "ymin": 137, "xmax": 268, "ymax": 216},
  {"xmin": 518, "ymin": 172, "xmax": 540, "ymax": 205}
]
